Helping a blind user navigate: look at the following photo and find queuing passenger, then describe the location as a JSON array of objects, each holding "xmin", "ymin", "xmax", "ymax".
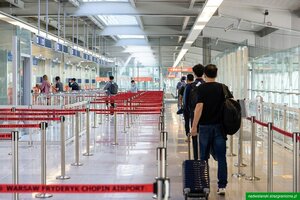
[
  {"xmin": 104, "ymin": 76, "xmax": 118, "ymax": 108},
  {"xmin": 187, "ymin": 64, "xmax": 205, "ymax": 160},
  {"xmin": 130, "ymin": 80, "xmax": 138, "ymax": 93},
  {"xmin": 176, "ymin": 76, "xmax": 186, "ymax": 114},
  {"xmin": 68, "ymin": 78, "xmax": 80, "ymax": 91},
  {"xmin": 182, "ymin": 73, "xmax": 194, "ymax": 138},
  {"xmin": 191, "ymin": 64, "xmax": 233, "ymax": 195},
  {"xmin": 54, "ymin": 76, "xmax": 64, "ymax": 92},
  {"xmin": 40, "ymin": 75, "xmax": 51, "ymax": 105}
]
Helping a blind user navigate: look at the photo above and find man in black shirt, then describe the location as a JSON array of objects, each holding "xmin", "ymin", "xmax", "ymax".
[
  {"xmin": 69, "ymin": 78, "xmax": 79, "ymax": 91},
  {"xmin": 191, "ymin": 64, "xmax": 233, "ymax": 195},
  {"xmin": 54, "ymin": 76, "xmax": 64, "ymax": 92}
]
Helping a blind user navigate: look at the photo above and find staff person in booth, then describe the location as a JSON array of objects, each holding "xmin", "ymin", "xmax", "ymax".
[{"xmin": 130, "ymin": 80, "xmax": 138, "ymax": 93}]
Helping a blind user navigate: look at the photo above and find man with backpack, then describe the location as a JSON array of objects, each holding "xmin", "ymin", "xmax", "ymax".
[
  {"xmin": 104, "ymin": 76, "xmax": 118, "ymax": 108},
  {"xmin": 191, "ymin": 64, "xmax": 233, "ymax": 195},
  {"xmin": 182, "ymin": 64, "xmax": 205, "ymax": 160}
]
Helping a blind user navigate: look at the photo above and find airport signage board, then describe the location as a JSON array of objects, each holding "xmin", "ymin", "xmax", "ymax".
[
  {"xmin": 92, "ymin": 57, "xmax": 98, "ymax": 63},
  {"xmin": 133, "ymin": 77, "xmax": 153, "ymax": 82},
  {"xmin": 167, "ymin": 67, "xmax": 192, "ymax": 72},
  {"xmin": 96, "ymin": 77, "xmax": 109, "ymax": 82},
  {"xmin": 72, "ymin": 49, "xmax": 81, "ymax": 57}
]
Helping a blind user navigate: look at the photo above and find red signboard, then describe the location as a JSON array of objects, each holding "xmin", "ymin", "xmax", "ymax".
[
  {"xmin": 167, "ymin": 74, "xmax": 176, "ymax": 78},
  {"xmin": 132, "ymin": 77, "xmax": 153, "ymax": 82},
  {"xmin": 167, "ymin": 67, "xmax": 193, "ymax": 72},
  {"xmin": 96, "ymin": 77, "xmax": 109, "ymax": 82}
]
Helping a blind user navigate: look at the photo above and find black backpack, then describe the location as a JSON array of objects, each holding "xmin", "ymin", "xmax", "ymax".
[
  {"xmin": 189, "ymin": 79, "xmax": 205, "ymax": 112},
  {"xmin": 110, "ymin": 82, "xmax": 118, "ymax": 94},
  {"xmin": 221, "ymin": 84, "xmax": 242, "ymax": 135}
]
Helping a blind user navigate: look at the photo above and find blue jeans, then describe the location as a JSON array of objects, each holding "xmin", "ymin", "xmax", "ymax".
[{"xmin": 199, "ymin": 124, "xmax": 228, "ymax": 188}]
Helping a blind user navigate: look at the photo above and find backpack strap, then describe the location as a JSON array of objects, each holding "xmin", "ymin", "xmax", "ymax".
[{"xmin": 222, "ymin": 84, "xmax": 229, "ymax": 99}]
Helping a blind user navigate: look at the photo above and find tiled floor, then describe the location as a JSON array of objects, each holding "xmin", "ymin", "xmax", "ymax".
[{"xmin": 0, "ymin": 102, "xmax": 294, "ymax": 200}]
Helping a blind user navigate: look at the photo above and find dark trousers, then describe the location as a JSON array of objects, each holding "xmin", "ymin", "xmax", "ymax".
[
  {"xmin": 199, "ymin": 124, "xmax": 228, "ymax": 188},
  {"xmin": 183, "ymin": 110, "xmax": 198, "ymax": 160}
]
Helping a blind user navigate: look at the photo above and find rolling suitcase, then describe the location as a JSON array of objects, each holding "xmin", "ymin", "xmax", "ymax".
[{"xmin": 182, "ymin": 135, "xmax": 210, "ymax": 200}]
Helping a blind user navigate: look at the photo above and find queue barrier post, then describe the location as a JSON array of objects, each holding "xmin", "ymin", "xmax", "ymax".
[
  {"xmin": 56, "ymin": 116, "xmax": 70, "ymax": 180},
  {"xmin": 112, "ymin": 109, "xmax": 119, "ymax": 146},
  {"xmin": 160, "ymin": 131, "xmax": 168, "ymax": 149},
  {"xmin": 122, "ymin": 101, "xmax": 127, "ymax": 133},
  {"xmin": 83, "ymin": 108, "xmax": 93, "ymax": 156},
  {"xmin": 36, "ymin": 122, "xmax": 53, "ymax": 198},
  {"xmin": 12, "ymin": 131, "xmax": 19, "ymax": 200},
  {"xmin": 245, "ymin": 116, "xmax": 260, "ymax": 181},
  {"xmin": 267, "ymin": 122, "xmax": 273, "ymax": 192},
  {"xmin": 227, "ymin": 135, "xmax": 236, "ymax": 157},
  {"xmin": 71, "ymin": 112, "xmax": 83, "ymax": 166},
  {"xmin": 233, "ymin": 119, "xmax": 246, "ymax": 178},
  {"xmin": 293, "ymin": 132, "xmax": 300, "ymax": 192},
  {"xmin": 92, "ymin": 103, "xmax": 98, "ymax": 128}
]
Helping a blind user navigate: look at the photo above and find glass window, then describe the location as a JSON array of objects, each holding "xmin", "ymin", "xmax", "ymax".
[{"xmin": 98, "ymin": 15, "xmax": 138, "ymax": 25}]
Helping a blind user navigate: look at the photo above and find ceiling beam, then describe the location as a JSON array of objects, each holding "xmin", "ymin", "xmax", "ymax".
[{"xmin": 99, "ymin": 26, "xmax": 189, "ymax": 36}]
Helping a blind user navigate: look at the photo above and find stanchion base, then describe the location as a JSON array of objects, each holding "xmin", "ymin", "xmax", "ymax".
[
  {"xmin": 83, "ymin": 153, "xmax": 93, "ymax": 156},
  {"xmin": 152, "ymin": 194, "xmax": 157, "ymax": 199},
  {"xmin": 227, "ymin": 153, "xmax": 237, "ymax": 157},
  {"xmin": 92, "ymin": 126, "xmax": 99, "ymax": 128},
  {"xmin": 111, "ymin": 142, "xmax": 119, "ymax": 145},
  {"xmin": 234, "ymin": 163, "xmax": 247, "ymax": 167},
  {"xmin": 122, "ymin": 131, "xmax": 127, "ymax": 133},
  {"xmin": 245, "ymin": 176, "xmax": 260, "ymax": 181},
  {"xmin": 71, "ymin": 163, "xmax": 83, "ymax": 166},
  {"xmin": 35, "ymin": 193, "xmax": 53, "ymax": 198},
  {"xmin": 232, "ymin": 173, "xmax": 245, "ymax": 178},
  {"xmin": 8, "ymin": 152, "xmax": 12, "ymax": 155},
  {"xmin": 56, "ymin": 175, "xmax": 71, "ymax": 180}
]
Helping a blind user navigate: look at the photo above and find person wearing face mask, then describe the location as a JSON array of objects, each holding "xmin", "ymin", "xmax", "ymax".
[{"xmin": 130, "ymin": 80, "xmax": 138, "ymax": 93}]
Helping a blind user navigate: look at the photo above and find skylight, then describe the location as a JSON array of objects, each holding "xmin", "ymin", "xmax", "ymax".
[
  {"xmin": 98, "ymin": 15, "xmax": 138, "ymax": 25},
  {"xmin": 118, "ymin": 35, "xmax": 145, "ymax": 39}
]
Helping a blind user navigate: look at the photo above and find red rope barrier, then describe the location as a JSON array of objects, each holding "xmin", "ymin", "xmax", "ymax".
[
  {"xmin": 0, "ymin": 184, "xmax": 154, "ymax": 193},
  {"xmin": 272, "ymin": 126, "xmax": 293, "ymax": 138},
  {"xmin": 0, "ymin": 117, "xmax": 61, "ymax": 121},
  {"xmin": 253, "ymin": 119, "xmax": 268, "ymax": 127},
  {"xmin": 0, "ymin": 124, "xmax": 41, "ymax": 129}
]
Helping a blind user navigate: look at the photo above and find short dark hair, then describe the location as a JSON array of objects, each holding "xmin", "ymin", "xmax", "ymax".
[
  {"xmin": 131, "ymin": 80, "xmax": 135, "ymax": 83},
  {"xmin": 55, "ymin": 76, "xmax": 60, "ymax": 81},
  {"xmin": 71, "ymin": 78, "xmax": 76, "ymax": 81},
  {"xmin": 192, "ymin": 64, "xmax": 204, "ymax": 78},
  {"xmin": 109, "ymin": 76, "xmax": 114, "ymax": 80},
  {"xmin": 204, "ymin": 64, "xmax": 218, "ymax": 78},
  {"xmin": 186, "ymin": 74, "xmax": 194, "ymax": 82},
  {"xmin": 181, "ymin": 76, "xmax": 186, "ymax": 81}
]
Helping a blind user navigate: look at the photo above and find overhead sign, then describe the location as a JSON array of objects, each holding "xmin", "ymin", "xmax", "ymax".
[
  {"xmin": 133, "ymin": 77, "xmax": 153, "ymax": 82},
  {"xmin": 167, "ymin": 74, "xmax": 176, "ymax": 78},
  {"xmin": 167, "ymin": 67, "xmax": 193, "ymax": 72},
  {"xmin": 96, "ymin": 77, "xmax": 109, "ymax": 82}
]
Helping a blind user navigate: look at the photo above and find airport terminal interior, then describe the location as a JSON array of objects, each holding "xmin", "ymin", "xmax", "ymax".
[{"xmin": 0, "ymin": 0, "xmax": 300, "ymax": 199}]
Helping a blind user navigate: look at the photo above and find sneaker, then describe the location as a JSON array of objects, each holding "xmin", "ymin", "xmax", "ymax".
[{"xmin": 217, "ymin": 188, "xmax": 226, "ymax": 195}]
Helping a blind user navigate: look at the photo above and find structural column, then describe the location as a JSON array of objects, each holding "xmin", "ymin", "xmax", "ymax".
[{"xmin": 203, "ymin": 37, "xmax": 211, "ymax": 66}]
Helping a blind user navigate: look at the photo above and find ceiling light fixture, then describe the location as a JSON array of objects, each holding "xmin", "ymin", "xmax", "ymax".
[{"xmin": 172, "ymin": 0, "xmax": 224, "ymax": 67}]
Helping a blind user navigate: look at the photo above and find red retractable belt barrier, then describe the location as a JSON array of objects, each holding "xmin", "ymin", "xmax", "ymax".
[
  {"xmin": 0, "ymin": 133, "xmax": 12, "ymax": 140},
  {"xmin": 0, "ymin": 117, "xmax": 61, "ymax": 121},
  {"xmin": 0, "ymin": 112, "xmax": 76, "ymax": 116},
  {"xmin": 0, "ymin": 124, "xmax": 41, "ymax": 129},
  {"xmin": 0, "ymin": 184, "xmax": 154, "ymax": 193}
]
